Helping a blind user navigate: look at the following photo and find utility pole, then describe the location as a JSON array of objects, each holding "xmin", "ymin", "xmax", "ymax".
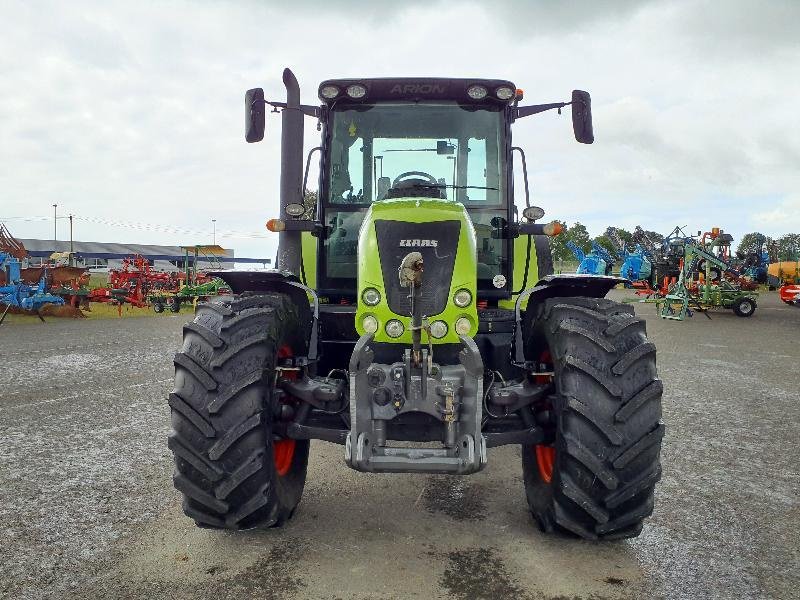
[
  {"xmin": 69, "ymin": 214, "xmax": 74, "ymax": 266},
  {"xmin": 53, "ymin": 203, "xmax": 58, "ymax": 242},
  {"xmin": 212, "ymin": 219, "xmax": 216, "ymax": 245}
]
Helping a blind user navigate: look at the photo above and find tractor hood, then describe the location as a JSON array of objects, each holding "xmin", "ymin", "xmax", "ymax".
[{"xmin": 355, "ymin": 198, "xmax": 478, "ymax": 344}]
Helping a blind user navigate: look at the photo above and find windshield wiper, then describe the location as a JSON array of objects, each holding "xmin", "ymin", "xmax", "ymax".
[{"xmin": 419, "ymin": 183, "xmax": 498, "ymax": 191}]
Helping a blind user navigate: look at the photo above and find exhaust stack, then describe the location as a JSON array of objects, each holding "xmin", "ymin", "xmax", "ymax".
[{"xmin": 277, "ymin": 68, "xmax": 304, "ymax": 275}]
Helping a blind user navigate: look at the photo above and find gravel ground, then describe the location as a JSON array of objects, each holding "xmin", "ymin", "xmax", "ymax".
[{"xmin": 1, "ymin": 291, "xmax": 798, "ymax": 600}]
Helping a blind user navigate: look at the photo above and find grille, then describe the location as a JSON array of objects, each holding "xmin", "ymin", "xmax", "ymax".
[{"xmin": 375, "ymin": 219, "xmax": 461, "ymax": 317}]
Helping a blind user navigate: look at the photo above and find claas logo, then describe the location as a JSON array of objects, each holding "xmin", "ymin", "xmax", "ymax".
[{"xmin": 399, "ymin": 239, "xmax": 439, "ymax": 248}]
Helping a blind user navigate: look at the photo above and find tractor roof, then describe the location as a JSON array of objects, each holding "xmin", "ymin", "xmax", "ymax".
[{"xmin": 317, "ymin": 77, "xmax": 517, "ymax": 105}]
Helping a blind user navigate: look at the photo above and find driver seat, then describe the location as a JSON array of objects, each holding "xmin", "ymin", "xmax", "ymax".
[{"xmin": 384, "ymin": 178, "xmax": 445, "ymax": 200}]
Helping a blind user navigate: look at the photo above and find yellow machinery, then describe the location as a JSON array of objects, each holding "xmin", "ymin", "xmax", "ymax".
[{"xmin": 768, "ymin": 261, "xmax": 800, "ymax": 285}]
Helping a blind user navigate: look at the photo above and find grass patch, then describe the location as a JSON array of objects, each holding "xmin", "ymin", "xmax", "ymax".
[
  {"xmin": 81, "ymin": 302, "xmax": 194, "ymax": 320},
  {"xmin": 88, "ymin": 273, "xmax": 109, "ymax": 289}
]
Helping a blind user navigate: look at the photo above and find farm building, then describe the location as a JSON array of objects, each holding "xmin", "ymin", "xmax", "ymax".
[{"xmin": 18, "ymin": 239, "xmax": 270, "ymax": 271}]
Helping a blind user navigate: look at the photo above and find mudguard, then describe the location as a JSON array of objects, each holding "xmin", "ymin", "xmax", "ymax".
[
  {"xmin": 209, "ymin": 269, "xmax": 319, "ymax": 361},
  {"xmin": 512, "ymin": 274, "xmax": 625, "ymax": 365}
]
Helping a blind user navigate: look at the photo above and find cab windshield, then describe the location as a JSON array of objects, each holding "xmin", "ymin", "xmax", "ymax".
[
  {"xmin": 321, "ymin": 102, "xmax": 508, "ymax": 291},
  {"xmin": 327, "ymin": 102, "xmax": 504, "ymax": 205}
]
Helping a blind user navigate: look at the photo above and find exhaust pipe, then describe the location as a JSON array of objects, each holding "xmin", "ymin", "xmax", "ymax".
[{"xmin": 277, "ymin": 68, "xmax": 304, "ymax": 275}]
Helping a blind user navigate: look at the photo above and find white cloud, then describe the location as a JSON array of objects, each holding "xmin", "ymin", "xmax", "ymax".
[
  {"xmin": 753, "ymin": 196, "xmax": 800, "ymax": 231},
  {"xmin": 1, "ymin": 0, "xmax": 798, "ymax": 261}
]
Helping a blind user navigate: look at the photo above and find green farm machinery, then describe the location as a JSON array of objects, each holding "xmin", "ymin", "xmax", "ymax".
[
  {"xmin": 166, "ymin": 69, "xmax": 664, "ymax": 540},
  {"xmin": 657, "ymin": 228, "xmax": 757, "ymax": 320},
  {"xmin": 149, "ymin": 245, "xmax": 231, "ymax": 312}
]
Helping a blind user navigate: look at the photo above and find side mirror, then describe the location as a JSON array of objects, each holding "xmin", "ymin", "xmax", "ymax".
[
  {"xmin": 571, "ymin": 90, "xmax": 594, "ymax": 144},
  {"xmin": 522, "ymin": 206, "xmax": 545, "ymax": 222},
  {"xmin": 245, "ymin": 88, "xmax": 265, "ymax": 143}
]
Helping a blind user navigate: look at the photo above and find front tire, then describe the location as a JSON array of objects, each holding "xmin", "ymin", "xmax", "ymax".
[
  {"xmin": 522, "ymin": 297, "xmax": 663, "ymax": 540},
  {"xmin": 168, "ymin": 293, "xmax": 310, "ymax": 529}
]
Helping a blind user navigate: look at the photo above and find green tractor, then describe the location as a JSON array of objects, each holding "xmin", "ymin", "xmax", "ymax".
[{"xmin": 168, "ymin": 69, "xmax": 663, "ymax": 540}]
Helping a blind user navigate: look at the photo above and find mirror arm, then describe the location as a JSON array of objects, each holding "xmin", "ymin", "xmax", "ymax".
[
  {"xmin": 511, "ymin": 146, "xmax": 531, "ymax": 209},
  {"xmin": 495, "ymin": 222, "xmax": 561, "ymax": 238},
  {"xmin": 277, "ymin": 219, "xmax": 328, "ymax": 237},
  {"xmin": 253, "ymin": 99, "xmax": 320, "ymax": 118},
  {"xmin": 515, "ymin": 101, "xmax": 570, "ymax": 120}
]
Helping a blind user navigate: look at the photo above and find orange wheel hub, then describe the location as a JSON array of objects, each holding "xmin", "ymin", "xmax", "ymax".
[
  {"xmin": 535, "ymin": 445, "xmax": 555, "ymax": 484},
  {"xmin": 273, "ymin": 344, "xmax": 297, "ymax": 476},
  {"xmin": 273, "ymin": 439, "xmax": 296, "ymax": 476}
]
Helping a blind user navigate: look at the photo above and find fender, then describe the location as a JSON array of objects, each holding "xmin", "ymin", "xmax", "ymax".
[
  {"xmin": 512, "ymin": 274, "xmax": 626, "ymax": 366},
  {"xmin": 209, "ymin": 269, "xmax": 319, "ymax": 361}
]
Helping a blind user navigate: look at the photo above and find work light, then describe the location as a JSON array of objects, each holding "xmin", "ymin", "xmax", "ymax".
[
  {"xmin": 320, "ymin": 85, "xmax": 340, "ymax": 99},
  {"xmin": 466, "ymin": 85, "xmax": 488, "ymax": 100},
  {"xmin": 346, "ymin": 84, "xmax": 367, "ymax": 99},
  {"xmin": 495, "ymin": 86, "xmax": 515, "ymax": 100}
]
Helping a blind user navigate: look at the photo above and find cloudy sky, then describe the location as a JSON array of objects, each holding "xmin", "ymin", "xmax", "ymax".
[{"xmin": 2, "ymin": 0, "xmax": 798, "ymax": 261}]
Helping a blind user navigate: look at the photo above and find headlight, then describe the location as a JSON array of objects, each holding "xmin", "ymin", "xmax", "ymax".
[
  {"xmin": 453, "ymin": 289, "xmax": 472, "ymax": 308},
  {"xmin": 345, "ymin": 84, "xmax": 367, "ymax": 99},
  {"xmin": 362, "ymin": 287, "xmax": 381, "ymax": 306},
  {"xmin": 385, "ymin": 319, "xmax": 404, "ymax": 338},
  {"xmin": 429, "ymin": 320, "xmax": 448, "ymax": 339},
  {"xmin": 495, "ymin": 86, "xmax": 515, "ymax": 100},
  {"xmin": 320, "ymin": 85, "xmax": 340, "ymax": 99},
  {"xmin": 467, "ymin": 84, "xmax": 488, "ymax": 100},
  {"xmin": 455, "ymin": 317, "xmax": 471, "ymax": 336},
  {"xmin": 362, "ymin": 315, "xmax": 378, "ymax": 334}
]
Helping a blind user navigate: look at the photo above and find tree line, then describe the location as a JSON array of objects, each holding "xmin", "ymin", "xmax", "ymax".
[{"xmin": 548, "ymin": 222, "xmax": 800, "ymax": 263}]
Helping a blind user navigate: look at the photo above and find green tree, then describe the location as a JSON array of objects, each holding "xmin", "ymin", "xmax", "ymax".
[
  {"xmin": 548, "ymin": 220, "xmax": 570, "ymax": 262},
  {"xmin": 301, "ymin": 190, "xmax": 317, "ymax": 219},
  {"xmin": 600, "ymin": 227, "xmax": 633, "ymax": 257},
  {"xmin": 642, "ymin": 229, "xmax": 664, "ymax": 244},
  {"xmin": 549, "ymin": 221, "xmax": 591, "ymax": 262},
  {"xmin": 594, "ymin": 235, "xmax": 617, "ymax": 257},
  {"xmin": 632, "ymin": 226, "xmax": 664, "ymax": 252},
  {"xmin": 604, "ymin": 226, "xmax": 633, "ymax": 246},
  {"xmin": 736, "ymin": 232, "xmax": 767, "ymax": 258},
  {"xmin": 776, "ymin": 233, "xmax": 800, "ymax": 261}
]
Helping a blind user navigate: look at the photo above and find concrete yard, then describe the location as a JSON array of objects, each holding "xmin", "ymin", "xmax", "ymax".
[{"xmin": 1, "ymin": 291, "xmax": 798, "ymax": 600}]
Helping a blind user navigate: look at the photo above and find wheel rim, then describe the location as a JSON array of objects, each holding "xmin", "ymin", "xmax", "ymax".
[
  {"xmin": 274, "ymin": 344, "xmax": 296, "ymax": 476},
  {"xmin": 535, "ymin": 445, "xmax": 555, "ymax": 484},
  {"xmin": 533, "ymin": 348, "xmax": 555, "ymax": 484},
  {"xmin": 273, "ymin": 439, "xmax": 296, "ymax": 476},
  {"xmin": 740, "ymin": 301, "xmax": 752, "ymax": 314}
]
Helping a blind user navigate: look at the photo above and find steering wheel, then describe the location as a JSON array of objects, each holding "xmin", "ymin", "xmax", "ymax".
[{"xmin": 392, "ymin": 171, "xmax": 438, "ymax": 186}]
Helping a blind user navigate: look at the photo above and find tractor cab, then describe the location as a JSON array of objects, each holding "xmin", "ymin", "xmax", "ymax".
[{"xmin": 314, "ymin": 79, "xmax": 516, "ymax": 301}]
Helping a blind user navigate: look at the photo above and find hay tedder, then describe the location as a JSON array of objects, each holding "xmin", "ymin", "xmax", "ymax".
[
  {"xmin": 657, "ymin": 228, "xmax": 757, "ymax": 320},
  {"xmin": 166, "ymin": 69, "xmax": 664, "ymax": 540},
  {"xmin": 148, "ymin": 246, "xmax": 231, "ymax": 312}
]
